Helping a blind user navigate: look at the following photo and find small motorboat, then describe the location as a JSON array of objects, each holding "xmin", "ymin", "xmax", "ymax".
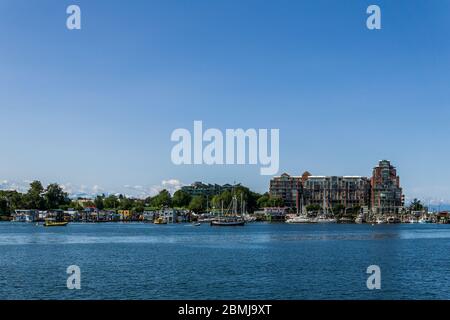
[
  {"xmin": 418, "ymin": 217, "xmax": 432, "ymax": 224},
  {"xmin": 43, "ymin": 220, "xmax": 68, "ymax": 227},
  {"xmin": 154, "ymin": 217, "xmax": 167, "ymax": 224},
  {"xmin": 386, "ymin": 216, "xmax": 401, "ymax": 224},
  {"xmin": 316, "ymin": 216, "xmax": 337, "ymax": 224}
]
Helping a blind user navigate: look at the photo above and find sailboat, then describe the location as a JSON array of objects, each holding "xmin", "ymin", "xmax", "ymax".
[
  {"xmin": 314, "ymin": 189, "xmax": 337, "ymax": 223},
  {"xmin": 210, "ymin": 193, "xmax": 245, "ymax": 226},
  {"xmin": 286, "ymin": 194, "xmax": 315, "ymax": 223}
]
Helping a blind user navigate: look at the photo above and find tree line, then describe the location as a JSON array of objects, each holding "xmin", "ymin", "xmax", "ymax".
[{"xmin": 0, "ymin": 181, "xmax": 284, "ymax": 216}]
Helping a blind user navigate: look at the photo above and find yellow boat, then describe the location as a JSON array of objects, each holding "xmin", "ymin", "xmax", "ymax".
[
  {"xmin": 44, "ymin": 220, "xmax": 69, "ymax": 227},
  {"xmin": 153, "ymin": 217, "xmax": 167, "ymax": 225}
]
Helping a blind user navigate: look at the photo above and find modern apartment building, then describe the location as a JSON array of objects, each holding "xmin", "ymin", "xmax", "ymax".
[
  {"xmin": 269, "ymin": 160, "xmax": 402, "ymax": 215},
  {"xmin": 371, "ymin": 160, "xmax": 403, "ymax": 215},
  {"xmin": 268, "ymin": 173, "xmax": 303, "ymax": 208},
  {"xmin": 302, "ymin": 175, "xmax": 371, "ymax": 210}
]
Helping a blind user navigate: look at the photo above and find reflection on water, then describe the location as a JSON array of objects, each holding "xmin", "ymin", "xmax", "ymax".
[
  {"xmin": 2, "ymin": 223, "xmax": 450, "ymax": 245},
  {"xmin": 1, "ymin": 222, "xmax": 450, "ymax": 299}
]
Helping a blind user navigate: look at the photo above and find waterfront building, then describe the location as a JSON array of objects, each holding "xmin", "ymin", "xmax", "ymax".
[
  {"xmin": 302, "ymin": 175, "xmax": 371, "ymax": 212},
  {"xmin": 12, "ymin": 210, "xmax": 38, "ymax": 222},
  {"xmin": 76, "ymin": 197, "xmax": 94, "ymax": 206},
  {"xmin": 371, "ymin": 160, "xmax": 403, "ymax": 216},
  {"xmin": 269, "ymin": 160, "xmax": 402, "ymax": 216},
  {"xmin": 142, "ymin": 210, "xmax": 157, "ymax": 222},
  {"xmin": 158, "ymin": 208, "xmax": 177, "ymax": 223},
  {"xmin": 269, "ymin": 173, "xmax": 303, "ymax": 209},
  {"xmin": 117, "ymin": 210, "xmax": 132, "ymax": 221},
  {"xmin": 263, "ymin": 207, "xmax": 289, "ymax": 222},
  {"xmin": 64, "ymin": 209, "xmax": 81, "ymax": 222},
  {"xmin": 181, "ymin": 181, "xmax": 237, "ymax": 197}
]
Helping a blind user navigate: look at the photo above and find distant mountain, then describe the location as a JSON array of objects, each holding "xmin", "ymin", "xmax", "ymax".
[{"xmin": 428, "ymin": 204, "xmax": 450, "ymax": 212}]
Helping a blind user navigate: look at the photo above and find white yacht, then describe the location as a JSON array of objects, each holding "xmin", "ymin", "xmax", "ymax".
[
  {"xmin": 355, "ymin": 215, "xmax": 365, "ymax": 224},
  {"xmin": 386, "ymin": 216, "xmax": 401, "ymax": 224},
  {"xmin": 243, "ymin": 214, "xmax": 257, "ymax": 222},
  {"xmin": 286, "ymin": 215, "xmax": 315, "ymax": 224},
  {"xmin": 418, "ymin": 217, "xmax": 432, "ymax": 224},
  {"xmin": 316, "ymin": 216, "xmax": 337, "ymax": 223}
]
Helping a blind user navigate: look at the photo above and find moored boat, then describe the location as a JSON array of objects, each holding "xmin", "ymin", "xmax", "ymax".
[
  {"xmin": 418, "ymin": 217, "xmax": 432, "ymax": 224},
  {"xmin": 154, "ymin": 217, "xmax": 167, "ymax": 224},
  {"xmin": 210, "ymin": 192, "xmax": 246, "ymax": 227},
  {"xmin": 316, "ymin": 216, "xmax": 337, "ymax": 223},
  {"xmin": 210, "ymin": 217, "xmax": 245, "ymax": 226},
  {"xmin": 386, "ymin": 216, "xmax": 401, "ymax": 224},
  {"xmin": 286, "ymin": 215, "xmax": 315, "ymax": 224},
  {"xmin": 43, "ymin": 220, "xmax": 68, "ymax": 227},
  {"xmin": 355, "ymin": 213, "xmax": 365, "ymax": 224}
]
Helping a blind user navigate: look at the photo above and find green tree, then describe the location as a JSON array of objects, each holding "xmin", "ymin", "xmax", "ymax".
[
  {"xmin": 257, "ymin": 193, "xmax": 270, "ymax": 208},
  {"xmin": 267, "ymin": 196, "xmax": 284, "ymax": 207},
  {"xmin": 4, "ymin": 191, "xmax": 25, "ymax": 211},
  {"xmin": 94, "ymin": 195, "xmax": 105, "ymax": 210},
  {"xmin": 144, "ymin": 196, "xmax": 152, "ymax": 206},
  {"xmin": 119, "ymin": 197, "xmax": 134, "ymax": 210},
  {"xmin": 0, "ymin": 197, "xmax": 9, "ymax": 215},
  {"xmin": 172, "ymin": 190, "xmax": 191, "ymax": 208},
  {"xmin": 306, "ymin": 204, "xmax": 321, "ymax": 213},
  {"xmin": 332, "ymin": 204, "xmax": 346, "ymax": 218},
  {"xmin": 69, "ymin": 200, "xmax": 83, "ymax": 211},
  {"xmin": 133, "ymin": 204, "xmax": 145, "ymax": 213},
  {"xmin": 409, "ymin": 198, "xmax": 424, "ymax": 211},
  {"xmin": 188, "ymin": 196, "xmax": 205, "ymax": 213},
  {"xmin": 151, "ymin": 189, "xmax": 172, "ymax": 208},
  {"xmin": 24, "ymin": 181, "xmax": 45, "ymax": 210},
  {"xmin": 104, "ymin": 195, "xmax": 119, "ymax": 209},
  {"xmin": 44, "ymin": 183, "xmax": 69, "ymax": 209}
]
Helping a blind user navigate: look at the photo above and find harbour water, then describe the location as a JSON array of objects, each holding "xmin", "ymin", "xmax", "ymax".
[{"xmin": 1, "ymin": 222, "xmax": 450, "ymax": 300}]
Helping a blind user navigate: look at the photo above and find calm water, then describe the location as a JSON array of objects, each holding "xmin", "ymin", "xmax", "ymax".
[{"xmin": 1, "ymin": 222, "xmax": 450, "ymax": 300}]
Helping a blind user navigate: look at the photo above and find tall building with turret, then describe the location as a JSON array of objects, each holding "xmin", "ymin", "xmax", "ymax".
[{"xmin": 370, "ymin": 160, "xmax": 403, "ymax": 215}]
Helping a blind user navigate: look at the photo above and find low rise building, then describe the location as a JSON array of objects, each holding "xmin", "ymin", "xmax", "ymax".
[
  {"xmin": 181, "ymin": 182, "xmax": 237, "ymax": 197},
  {"xmin": 12, "ymin": 210, "xmax": 38, "ymax": 222}
]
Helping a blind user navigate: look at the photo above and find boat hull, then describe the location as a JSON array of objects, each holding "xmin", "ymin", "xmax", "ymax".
[
  {"xmin": 43, "ymin": 221, "xmax": 68, "ymax": 227},
  {"xmin": 210, "ymin": 220, "xmax": 245, "ymax": 226}
]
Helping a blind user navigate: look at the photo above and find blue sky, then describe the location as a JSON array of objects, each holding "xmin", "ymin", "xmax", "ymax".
[{"xmin": 1, "ymin": 0, "xmax": 450, "ymax": 203}]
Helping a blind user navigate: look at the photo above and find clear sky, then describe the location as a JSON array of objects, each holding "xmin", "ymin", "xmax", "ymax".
[{"xmin": 1, "ymin": 0, "xmax": 450, "ymax": 203}]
